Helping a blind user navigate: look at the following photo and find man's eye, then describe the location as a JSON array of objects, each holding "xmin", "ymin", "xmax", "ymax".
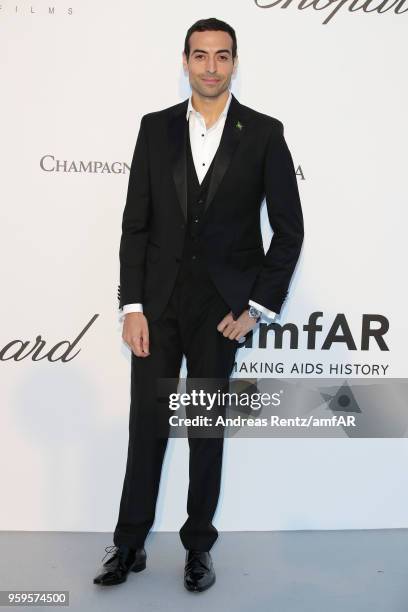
[{"xmin": 219, "ymin": 56, "xmax": 229, "ymax": 61}]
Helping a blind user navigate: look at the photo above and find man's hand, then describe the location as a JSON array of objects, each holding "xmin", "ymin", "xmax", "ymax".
[
  {"xmin": 217, "ymin": 309, "xmax": 258, "ymax": 342},
  {"xmin": 122, "ymin": 312, "xmax": 150, "ymax": 357}
]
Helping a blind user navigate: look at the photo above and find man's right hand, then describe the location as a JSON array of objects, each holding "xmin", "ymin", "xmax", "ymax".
[{"xmin": 122, "ymin": 312, "xmax": 150, "ymax": 357}]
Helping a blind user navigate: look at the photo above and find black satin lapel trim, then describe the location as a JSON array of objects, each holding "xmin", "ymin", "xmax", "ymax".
[
  {"xmin": 168, "ymin": 105, "xmax": 188, "ymax": 221},
  {"xmin": 204, "ymin": 95, "xmax": 245, "ymax": 215}
]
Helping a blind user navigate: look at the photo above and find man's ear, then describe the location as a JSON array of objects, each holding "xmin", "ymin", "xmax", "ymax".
[
  {"xmin": 182, "ymin": 51, "xmax": 189, "ymax": 75},
  {"xmin": 232, "ymin": 55, "xmax": 239, "ymax": 75}
]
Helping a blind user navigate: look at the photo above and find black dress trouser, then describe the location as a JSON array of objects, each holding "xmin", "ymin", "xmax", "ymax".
[{"xmin": 113, "ymin": 254, "xmax": 240, "ymax": 551}]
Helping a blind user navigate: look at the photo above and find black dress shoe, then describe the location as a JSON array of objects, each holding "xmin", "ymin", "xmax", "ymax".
[
  {"xmin": 184, "ymin": 550, "xmax": 216, "ymax": 592},
  {"xmin": 93, "ymin": 544, "xmax": 146, "ymax": 586}
]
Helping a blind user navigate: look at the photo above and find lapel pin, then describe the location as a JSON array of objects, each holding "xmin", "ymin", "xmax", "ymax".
[{"xmin": 236, "ymin": 120, "xmax": 244, "ymax": 130}]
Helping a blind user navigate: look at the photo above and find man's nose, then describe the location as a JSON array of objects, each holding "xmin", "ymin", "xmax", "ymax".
[{"xmin": 206, "ymin": 57, "xmax": 217, "ymax": 73}]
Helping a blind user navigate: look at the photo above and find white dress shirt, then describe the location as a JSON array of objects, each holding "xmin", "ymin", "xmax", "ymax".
[{"xmin": 119, "ymin": 90, "xmax": 277, "ymax": 324}]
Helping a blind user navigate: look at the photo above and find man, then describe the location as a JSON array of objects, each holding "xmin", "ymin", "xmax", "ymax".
[{"xmin": 93, "ymin": 17, "xmax": 304, "ymax": 592}]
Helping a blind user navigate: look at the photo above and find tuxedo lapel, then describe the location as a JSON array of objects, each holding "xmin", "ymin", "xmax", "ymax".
[
  {"xmin": 167, "ymin": 93, "xmax": 249, "ymax": 221},
  {"xmin": 168, "ymin": 100, "xmax": 189, "ymax": 220},
  {"xmin": 204, "ymin": 93, "xmax": 246, "ymax": 215}
]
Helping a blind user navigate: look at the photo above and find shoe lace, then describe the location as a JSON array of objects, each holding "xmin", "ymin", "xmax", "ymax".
[{"xmin": 101, "ymin": 545, "xmax": 118, "ymax": 563}]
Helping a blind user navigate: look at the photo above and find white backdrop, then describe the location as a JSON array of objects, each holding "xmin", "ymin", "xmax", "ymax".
[{"xmin": 0, "ymin": 0, "xmax": 407, "ymax": 534}]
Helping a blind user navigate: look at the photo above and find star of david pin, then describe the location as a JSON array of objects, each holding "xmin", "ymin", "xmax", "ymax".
[{"xmin": 236, "ymin": 120, "xmax": 243, "ymax": 130}]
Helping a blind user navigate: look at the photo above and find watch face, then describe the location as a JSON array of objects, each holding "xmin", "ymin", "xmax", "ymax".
[{"xmin": 248, "ymin": 306, "xmax": 261, "ymax": 319}]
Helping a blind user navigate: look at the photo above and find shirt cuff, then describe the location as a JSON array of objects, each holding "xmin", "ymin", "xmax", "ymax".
[
  {"xmin": 248, "ymin": 300, "xmax": 277, "ymax": 322},
  {"xmin": 119, "ymin": 303, "xmax": 143, "ymax": 321}
]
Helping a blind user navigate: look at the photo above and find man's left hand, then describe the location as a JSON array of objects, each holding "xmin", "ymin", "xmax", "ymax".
[{"xmin": 217, "ymin": 309, "xmax": 258, "ymax": 342}]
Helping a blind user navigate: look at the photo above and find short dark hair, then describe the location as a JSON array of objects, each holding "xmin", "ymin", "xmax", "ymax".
[{"xmin": 184, "ymin": 18, "xmax": 237, "ymax": 60}]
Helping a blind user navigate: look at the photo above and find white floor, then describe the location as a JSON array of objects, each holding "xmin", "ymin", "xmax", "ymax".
[{"xmin": 0, "ymin": 529, "xmax": 407, "ymax": 612}]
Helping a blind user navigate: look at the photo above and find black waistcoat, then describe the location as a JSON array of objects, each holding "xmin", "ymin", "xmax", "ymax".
[{"xmin": 179, "ymin": 127, "xmax": 217, "ymax": 271}]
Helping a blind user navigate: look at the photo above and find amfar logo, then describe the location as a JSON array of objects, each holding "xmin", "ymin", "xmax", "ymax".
[
  {"xmin": 241, "ymin": 312, "xmax": 389, "ymax": 350},
  {"xmin": 254, "ymin": 0, "xmax": 407, "ymax": 24},
  {"xmin": 0, "ymin": 312, "xmax": 389, "ymax": 363},
  {"xmin": 40, "ymin": 155, "xmax": 130, "ymax": 174}
]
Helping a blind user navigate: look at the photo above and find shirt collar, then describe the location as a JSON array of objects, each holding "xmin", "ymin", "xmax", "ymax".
[{"xmin": 186, "ymin": 89, "xmax": 232, "ymax": 122}]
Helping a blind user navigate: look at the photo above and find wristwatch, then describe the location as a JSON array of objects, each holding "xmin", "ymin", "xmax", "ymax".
[{"xmin": 247, "ymin": 305, "xmax": 261, "ymax": 322}]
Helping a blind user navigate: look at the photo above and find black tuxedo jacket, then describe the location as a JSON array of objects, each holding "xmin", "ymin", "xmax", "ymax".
[{"xmin": 117, "ymin": 93, "xmax": 304, "ymax": 323}]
